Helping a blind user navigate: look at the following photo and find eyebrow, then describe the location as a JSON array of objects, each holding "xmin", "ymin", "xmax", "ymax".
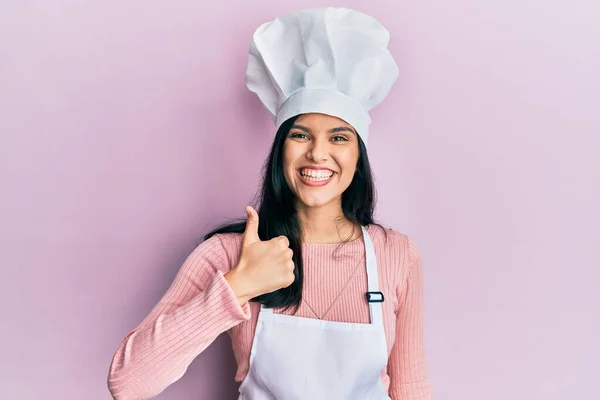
[{"xmin": 291, "ymin": 124, "xmax": 357, "ymax": 136}]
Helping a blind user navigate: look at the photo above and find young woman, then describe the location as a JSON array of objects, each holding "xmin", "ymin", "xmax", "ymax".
[{"xmin": 108, "ymin": 7, "xmax": 432, "ymax": 400}]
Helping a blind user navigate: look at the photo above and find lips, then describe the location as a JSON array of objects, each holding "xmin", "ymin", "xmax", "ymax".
[{"xmin": 296, "ymin": 169, "xmax": 336, "ymax": 187}]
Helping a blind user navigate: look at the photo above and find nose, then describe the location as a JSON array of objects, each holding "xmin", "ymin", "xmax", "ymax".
[{"xmin": 306, "ymin": 137, "xmax": 329, "ymax": 162}]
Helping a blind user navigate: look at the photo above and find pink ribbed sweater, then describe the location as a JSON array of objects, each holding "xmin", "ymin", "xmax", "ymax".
[{"xmin": 107, "ymin": 224, "xmax": 432, "ymax": 399}]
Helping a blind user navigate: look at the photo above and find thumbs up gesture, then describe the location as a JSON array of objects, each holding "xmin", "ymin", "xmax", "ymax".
[{"xmin": 224, "ymin": 206, "xmax": 296, "ymax": 305}]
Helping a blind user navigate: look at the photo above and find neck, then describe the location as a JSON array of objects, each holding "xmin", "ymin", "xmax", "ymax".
[{"xmin": 296, "ymin": 199, "xmax": 361, "ymax": 244}]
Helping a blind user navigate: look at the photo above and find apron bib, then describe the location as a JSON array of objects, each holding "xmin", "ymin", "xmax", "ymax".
[{"xmin": 238, "ymin": 226, "xmax": 390, "ymax": 400}]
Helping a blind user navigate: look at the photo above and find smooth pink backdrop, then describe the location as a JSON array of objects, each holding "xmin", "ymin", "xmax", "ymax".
[{"xmin": 1, "ymin": 1, "xmax": 598, "ymax": 399}]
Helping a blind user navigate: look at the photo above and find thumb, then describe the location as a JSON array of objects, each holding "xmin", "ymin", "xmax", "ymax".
[{"xmin": 242, "ymin": 206, "xmax": 260, "ymax": 246}]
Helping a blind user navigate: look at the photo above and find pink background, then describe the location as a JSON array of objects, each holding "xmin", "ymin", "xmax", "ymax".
[{"xmin": 1, "ymin": 1, "xmax": 598, "ymax": 399}]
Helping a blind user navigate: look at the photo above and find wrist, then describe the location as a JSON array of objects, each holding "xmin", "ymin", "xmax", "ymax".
[{"xmin": 224, "ymin": 268, "xmax": 253, "ymax": 306}]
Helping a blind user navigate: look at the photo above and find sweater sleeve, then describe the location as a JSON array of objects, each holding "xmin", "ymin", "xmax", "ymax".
[
  {"xmin": 388, "ymin": 238, "xmax": 433, "ymax": 399},
  {"xmin": 107, "ymin": 234, "xmax": 250, "ymax": 400}
]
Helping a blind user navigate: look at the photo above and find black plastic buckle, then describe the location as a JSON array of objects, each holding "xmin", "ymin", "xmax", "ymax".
[{"xmin": 366, "ymin": 291, "xmax": 385, "ymax": 303}]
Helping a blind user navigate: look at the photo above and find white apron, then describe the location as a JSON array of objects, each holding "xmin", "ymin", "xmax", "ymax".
[{"xmin": 238, "ymin": 226, "xmax": 390, "ymax": 400}]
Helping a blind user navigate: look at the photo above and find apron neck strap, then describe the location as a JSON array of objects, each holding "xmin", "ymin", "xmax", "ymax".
[{"xmin": 362, "ymin": 225, "xmax": 384, "ymax": 328}]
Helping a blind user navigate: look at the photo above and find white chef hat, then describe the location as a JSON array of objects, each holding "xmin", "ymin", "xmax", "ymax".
[{"xmin": 245, "ymin": 7, "xmax": 399, "ymax": 145}]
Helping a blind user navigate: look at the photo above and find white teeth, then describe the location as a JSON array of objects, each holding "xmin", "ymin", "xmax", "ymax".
[
  {"xmin": 300, "ymin": 169, "xmax": 333, "ymax": 180},
  {"xmin": 302, "ymin": 175, "xmax": 331, "ymax": 181}
]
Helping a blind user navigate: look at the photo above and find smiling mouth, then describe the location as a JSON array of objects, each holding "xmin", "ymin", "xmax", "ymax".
[{"xmin": 297, "ymin": 168, "xmax": 336, "ymax": 186}]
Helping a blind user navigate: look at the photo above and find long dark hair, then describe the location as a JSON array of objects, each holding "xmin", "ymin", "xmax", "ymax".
[{"xmin": 204, "ymin": 115, "xmax": 388, "ymax": 310}]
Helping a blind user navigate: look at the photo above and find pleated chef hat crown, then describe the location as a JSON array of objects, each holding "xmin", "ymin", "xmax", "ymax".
[{"xmin": 245, "ymin": 7, "xmax": 399, "ymax": 145}]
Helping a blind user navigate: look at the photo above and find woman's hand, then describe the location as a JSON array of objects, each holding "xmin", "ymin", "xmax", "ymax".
[{"xmin": 224, "ymin": 206, "xmax": 295, "ymax": 305}]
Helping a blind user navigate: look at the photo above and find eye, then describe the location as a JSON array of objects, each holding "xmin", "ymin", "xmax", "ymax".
[
  {"xmin": 332, "ymin": 135, "xmax": 349, "ymax": 142},
  {"xmin": 289, "ymin": 132, "xmax": 309, "ymax": 139}
]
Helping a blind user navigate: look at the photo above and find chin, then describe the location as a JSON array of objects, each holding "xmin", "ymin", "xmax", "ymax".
[{"xmin": 296, "ymin": 193, "xmax": 338, "ymax": 208}]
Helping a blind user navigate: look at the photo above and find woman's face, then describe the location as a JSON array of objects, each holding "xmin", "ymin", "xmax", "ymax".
[{"xmin": 282, "ymin": 113, "xmax": 360, "ymax": 209}]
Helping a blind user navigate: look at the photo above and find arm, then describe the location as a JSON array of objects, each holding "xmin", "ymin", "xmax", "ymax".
[
  {"xmin": 388, "ymin": 238, "xmax": 433, "ymax": 399},
  {"xmin": 107, "ymin": 235, "xmax": 250, "ymax": 400}
]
